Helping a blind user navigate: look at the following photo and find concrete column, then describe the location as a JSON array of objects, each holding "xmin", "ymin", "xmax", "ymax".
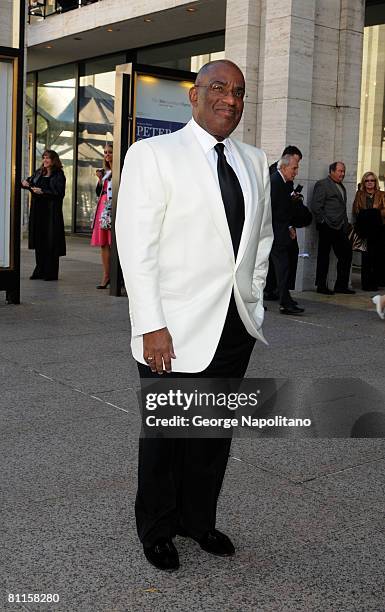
[
  {"xmin": 357, "ymin": 25, "xmax": 385, "ymax": 187},
  {"xmin": 224, "ymin": 0, "xmax": 261, "ymax": 144},
  {"xmin": 225, "ymin": 0, "xmax": 365, "ymax": 291}
]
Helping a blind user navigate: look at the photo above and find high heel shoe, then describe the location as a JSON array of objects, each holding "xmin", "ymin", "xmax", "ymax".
[
  {"xmin": 372, "ymin": 295, "xmax": 385, "ymax": 320},
  {"xmin": 96, "ymin": 279, "xmax": 110, "ymax": 289}
]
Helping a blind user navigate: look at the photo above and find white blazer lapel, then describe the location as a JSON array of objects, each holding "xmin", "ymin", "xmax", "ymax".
[{"xmin": 180, "ymin": 126, "xmax": 234, "ymax": 261}]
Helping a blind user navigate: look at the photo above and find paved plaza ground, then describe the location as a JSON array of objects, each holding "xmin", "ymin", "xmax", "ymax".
[{"xmin": 1, "ymin": 238, "xmax": 385, "ymax": 611}]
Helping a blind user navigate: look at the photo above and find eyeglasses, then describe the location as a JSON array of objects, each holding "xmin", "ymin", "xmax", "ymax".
[
  {"xmin": 365, "ymin": 179, "xmax": 375, "ymax": 183},
  {"xmin": 194, "ymin": 82, "xmax": 245, "ymax": 99}
]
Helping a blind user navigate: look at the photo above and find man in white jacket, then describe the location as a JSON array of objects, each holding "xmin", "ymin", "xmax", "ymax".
[{"xmin": 116, "ymin": 60, "xmax": 273, "ymax": 570}]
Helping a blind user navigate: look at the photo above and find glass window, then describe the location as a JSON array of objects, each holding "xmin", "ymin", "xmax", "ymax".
[
  {"xmin": 0, "ymin": 60, "xmax": 13, "ymax": 268},
  {"xmin": 137, "ymin": 33, "xmax": 225, "ymax": 71},
  {"xmin": 76, "ymin": 54, "xmax": 126, "ymax": 233},
  {"xmin": 358, "ymin": 24, "xmax": 385, "ymax": 189},
  {"xmin": 24, "ymin": 73, "xmax": 35, "ymax": 228},
  {"xmin": 36, "ymin": 65, "xmax": 76, "ymax": 230}
]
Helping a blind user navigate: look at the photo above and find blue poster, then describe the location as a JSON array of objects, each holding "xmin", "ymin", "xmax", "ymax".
[{"xmin": 136, "ymin": 117, "xmax": 185, "ymax": 141}]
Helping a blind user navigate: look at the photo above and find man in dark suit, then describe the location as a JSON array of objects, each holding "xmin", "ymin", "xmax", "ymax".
[
  {"xmin": 265, "ymin": 146, "xmax": 303, "ymax": 301},
  {"xmin": 270, "ymin": 155, "xmax": 305, "ymax": 315},
  {"xmin": 311, "ymin": 161, "xmax": 355, "ymax": 295}
]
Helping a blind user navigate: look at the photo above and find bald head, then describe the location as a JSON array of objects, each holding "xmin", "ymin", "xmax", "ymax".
[
  {"xmin": 189, "ymin": 60, "xmax": 245, "ymax": 140},
  {"xmin": 195, "ymin": 60, "xmax": 245, "ymax": 87}
]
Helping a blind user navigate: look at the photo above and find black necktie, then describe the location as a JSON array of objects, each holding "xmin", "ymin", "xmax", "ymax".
[{"xmin": 214, "ymin": 143, "xmax": 245, "ymax": 257}]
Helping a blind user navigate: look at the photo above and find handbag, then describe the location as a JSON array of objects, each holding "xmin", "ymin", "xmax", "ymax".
[
  {"xmin": 99, "ymin": 200, "xmax": 112, "ymax": 230},
  {"xmin": 348, "ymin": 224, "xmax": 367, "ymax": 252},
  {"xmin": 291, "ymin": 198, "xmax": 312, "ymax": 228}
]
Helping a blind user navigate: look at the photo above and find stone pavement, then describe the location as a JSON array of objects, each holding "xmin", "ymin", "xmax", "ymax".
[{"xmin": 1, "ymin": 238, "xmax": 385, "ymax": 612}]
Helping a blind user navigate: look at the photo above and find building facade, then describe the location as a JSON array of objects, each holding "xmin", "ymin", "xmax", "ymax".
[
  {"xmin": 0, "ymin": 0, "xmax": 25, "ymax": 303},
  {"xmin": 25, "ymin": 0, "xmax": 384, "ymax": 289}
]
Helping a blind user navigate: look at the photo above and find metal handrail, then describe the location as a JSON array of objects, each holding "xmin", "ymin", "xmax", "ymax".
[{"xmin": 28, "ymin": 0, "xmax": 101, "ymax": 22}]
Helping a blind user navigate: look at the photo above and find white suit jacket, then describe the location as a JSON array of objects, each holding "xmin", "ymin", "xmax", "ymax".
[{"xmin": 115, "ymin": 122, "xmax": 273, "ymax": 372}]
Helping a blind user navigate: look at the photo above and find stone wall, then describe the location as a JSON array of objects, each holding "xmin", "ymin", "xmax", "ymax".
[{"xmin": 225, "ymin": 0, "xmax": 365, "ymax": 290}]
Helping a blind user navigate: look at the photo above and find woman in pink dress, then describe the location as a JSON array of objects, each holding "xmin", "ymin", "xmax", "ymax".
[{"xmin": 91, "ymin": 144, "xmax": 113, "ymax": 288}]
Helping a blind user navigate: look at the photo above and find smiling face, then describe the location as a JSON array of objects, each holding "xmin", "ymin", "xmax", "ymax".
[
  {"xmin": 104, "ymin": 145, "xmax": 113, "ymax": 168},
  {"xmin": 189, "ymin": 61, "xmax": 245, "ymax": 140},
  {"xmin": 42, "ymin": 153, "xmax": 53, "ymax": 170}
]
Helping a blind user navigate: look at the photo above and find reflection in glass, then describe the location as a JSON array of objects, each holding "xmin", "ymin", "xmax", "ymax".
[
  {"xmin": 0, "ymin": 60, "xmax": 13, "ymax": 268},
  {"xmin": 76, "ymin": 55, "xmax": 125, "ymax": 233},
  {"xmin": 36, "ymin": 65, "xmax": 76, "ymax": 230},
  {"xmin": 358, "ymin": 25, "xmax": 385, "ymax": 190}
]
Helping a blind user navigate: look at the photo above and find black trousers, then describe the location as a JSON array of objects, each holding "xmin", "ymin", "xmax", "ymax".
[
  {"xmin": 135, "ymin": 294, "xmax": 255, "ymax": 546},
  {"xmin": 315, "ymin": 224, "xmax": 352, "ymax": 289},
  {"xmin": 34, "ymin": 247, "xmax": 59, "ymax": 280},
  {"xmin": 270, "ymin": 242, "xmax": 292, "ymax": 307},
  {"xmin": 266, "ymin": 240, "xmax": 299, "ymax": 299},
  {"xmin": 361, "ymin": 233, "xmax": 384, "ymax": 290}
]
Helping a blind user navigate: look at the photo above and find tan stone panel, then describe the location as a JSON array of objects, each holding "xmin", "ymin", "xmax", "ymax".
[
  {"xmin": 340, "ymin": 0, "xmax": 365, "ymax": 33},
  {"xmin": 286, "ymin": 98, "xmax": 312, "ymax": 176},
  {"xmin": 308, "ymin": 104, "xmax": 337, "ymax": 180},
  {"xmin": 265, "ymin": 0, "xmax": 315, "ymax": 21},
  {"xmin": 336, "ymin": 30, "xmax": 364, "ymax": 109},
  {"xmin": 259, "ymin": 97, "xmax": 289, "ymax": 157},
  {"xmin": 311, "ymin": 24, "xmax": 339, "ymax": 106},
  {"xmin": 287, "ymin": 16, "xmax": 316, "ymax": 102},
  {"xmin": 334, "ymin": 106, "xmax": 361, "ymax": 189},
  {"xmin": 225, "ymin": 24, "xmax": 260, "ymax": 68},
  {"xmin": 314, "ymin": 0, "xmax": 341, "ymax": 30}
]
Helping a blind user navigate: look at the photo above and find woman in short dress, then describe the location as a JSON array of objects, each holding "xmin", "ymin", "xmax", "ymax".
[{"xmin": 91, "ymin": 143, "xmax": 113, "ymax": 289}]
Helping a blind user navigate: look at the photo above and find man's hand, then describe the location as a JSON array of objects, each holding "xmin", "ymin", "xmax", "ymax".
[
  {"xmin": 143, "ymin": 327, "xmax": 176, "ymax": 374},
  {"xmin": 21, "ymin": 179, "xmax": 30, "ymax": 188},
  {"xmin": 31, "ymin": 187, "xmax": 43, "ymax": 195},
  {"xmin": 289, "ymin": 227, "xmax": 296, "ymax": 240}
]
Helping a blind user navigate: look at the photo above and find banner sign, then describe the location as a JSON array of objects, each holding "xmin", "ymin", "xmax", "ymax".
[{"xmin": 135, "ymin": 74, "xmax": 193, "ymax": 141}]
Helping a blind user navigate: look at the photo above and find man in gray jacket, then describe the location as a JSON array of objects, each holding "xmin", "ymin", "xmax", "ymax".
[{"xmin": 311, "ymin": 161, "xmax": 354, "ymax": 295}]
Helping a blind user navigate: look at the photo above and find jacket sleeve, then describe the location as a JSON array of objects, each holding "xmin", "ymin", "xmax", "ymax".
[
  {"xmin": 310, "ymin": 180, "xmax": 326, "ymax": 223},
  {"xmin": 115, "ymin": 140, "xmax": 167, "ymax": 336},
  {"xmin": 378, "ymin": 192, "xmax": 385, "ymax": 220},
  {"xmin": 352, "ymin": 191, "xmax": 361, "ymax": 218},
  {"xmin": 40, "ymin": 172, "xmax": 66, "ymax": 199},
  {"xmin": 252, "ymin": 151, "xmax": 274, "ymax": 300},
  {"xmin": 96, "ymin": 181, "xmax": 103, "ymax": 197}
]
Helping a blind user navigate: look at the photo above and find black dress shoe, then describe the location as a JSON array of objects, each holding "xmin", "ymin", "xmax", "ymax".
[
  {"xmin": 334, "ymin": 287, "xmax": 355, "ymax": 294},
  {"xmin": 143, "ymin": 538, "xmax": 179, "ymax": 571},
  {"xmin": 289, "ymin": 299, "xmax": 298, "ymax": 306},
  {"xmin": 317, "ymin": 287, "xmax": 334, "ymax": 295},
  {"xmin": 178, "ymin": 529, "xmax": 235, "ymax": 556},
  {"xmin": 198, "ymin": 530, "xmax": 235, "ymax": 556},
  {"xmin": 280, "ymin": 305, "xmax": 304, "ymax": 315}
]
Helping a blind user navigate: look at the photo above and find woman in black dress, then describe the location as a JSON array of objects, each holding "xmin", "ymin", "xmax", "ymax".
[
  {"xmin": 22, "ymin": 150, "xmax": 66, "ymax": 281},
  {"xmin": 352, "ymin": 171, "xmax": 385, "ymax": 291}
]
